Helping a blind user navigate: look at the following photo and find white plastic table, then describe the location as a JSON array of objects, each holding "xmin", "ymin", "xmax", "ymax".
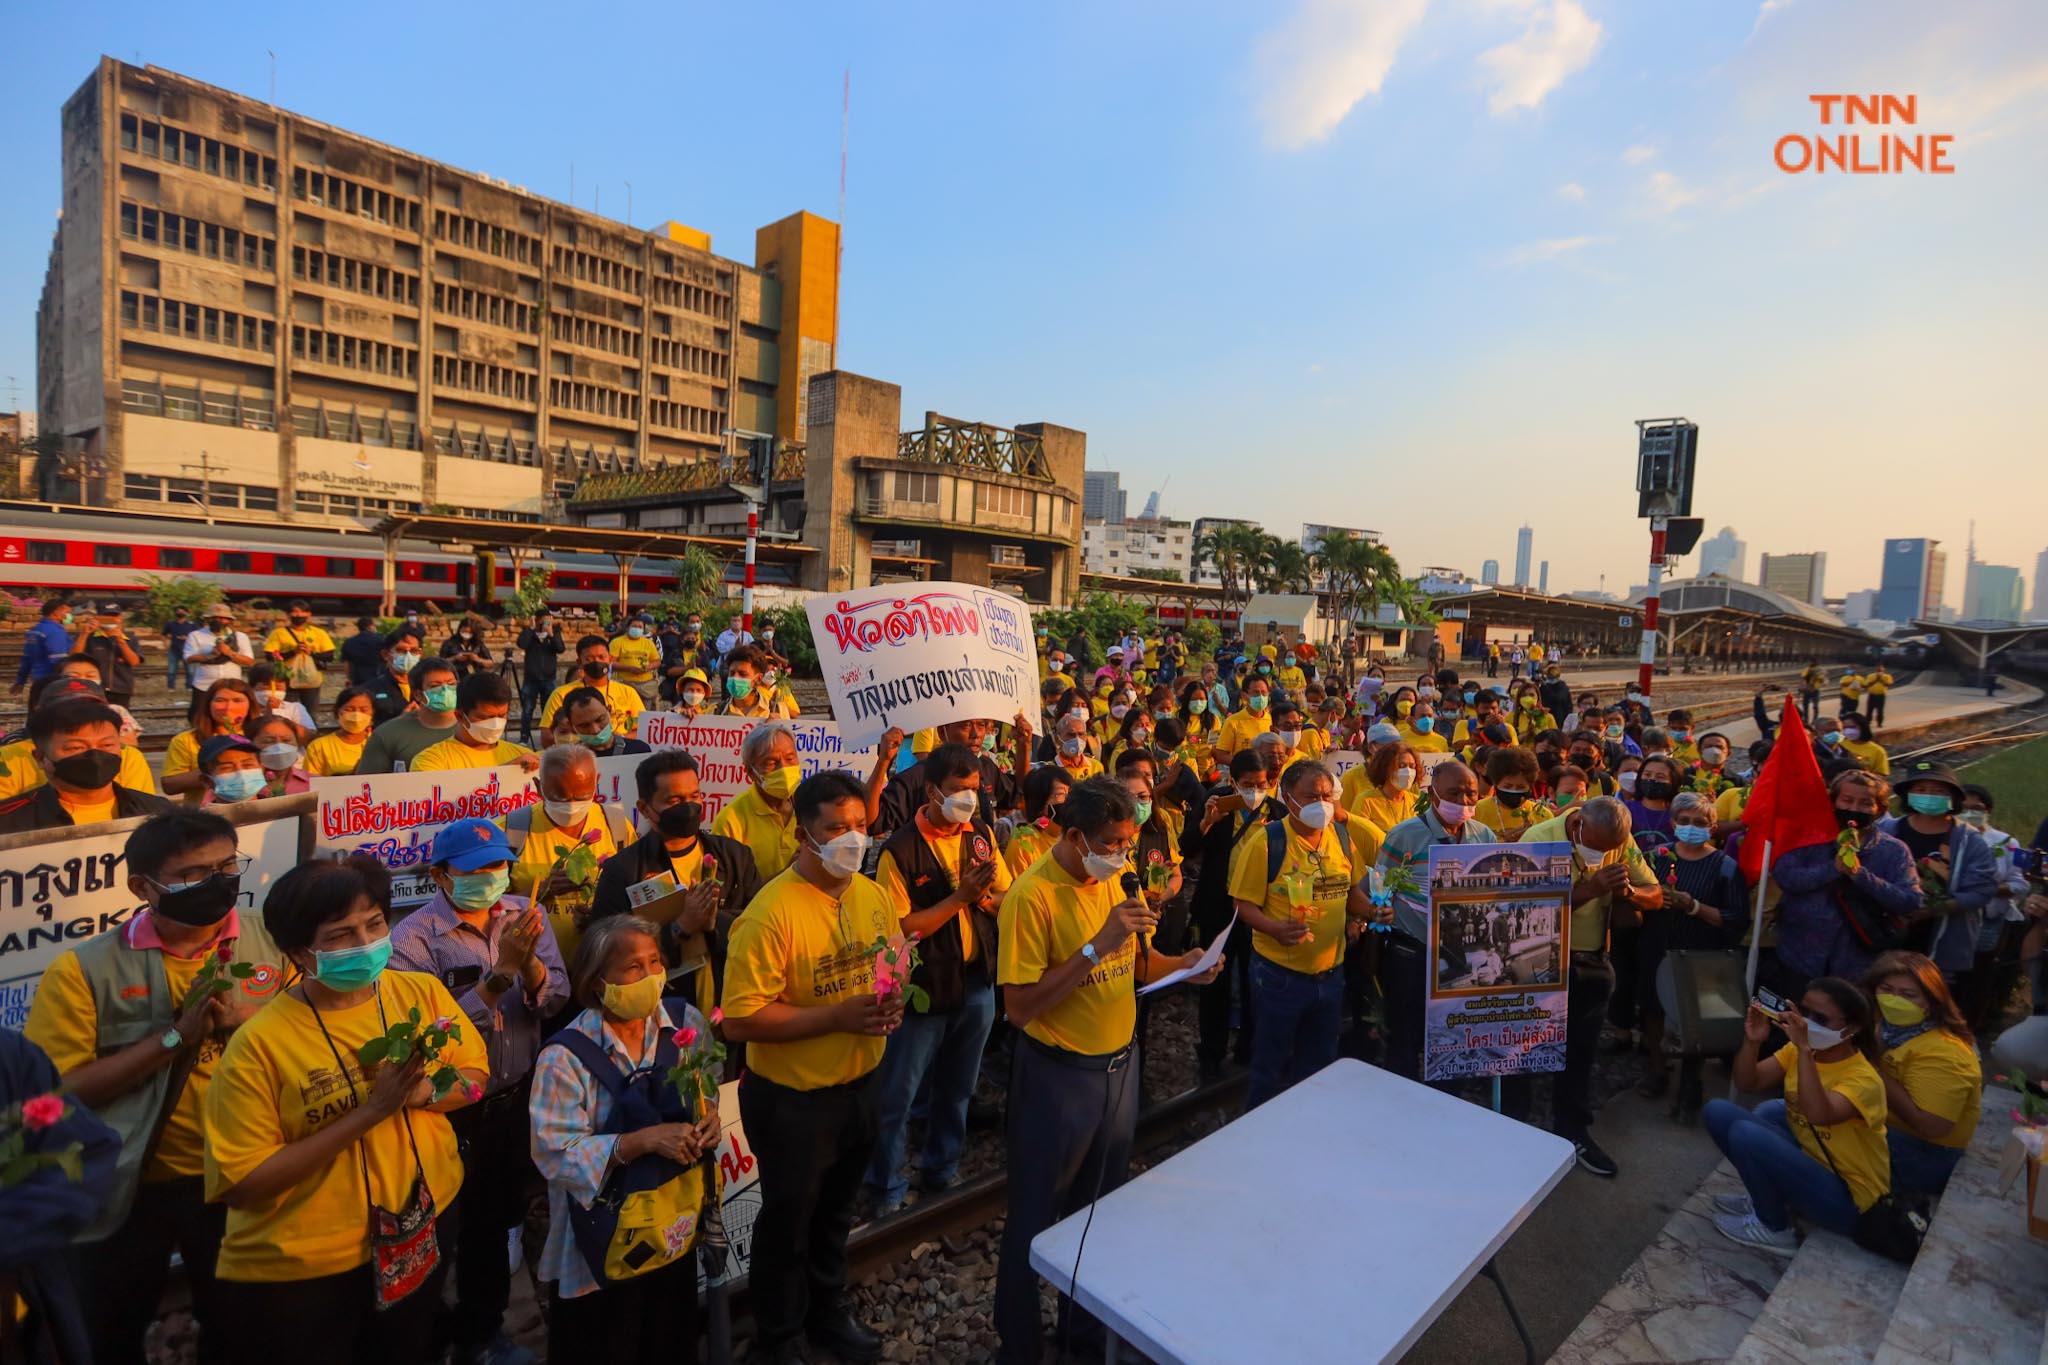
[{"xmin": 1029, "ymin": 1058, "xmax": 1576, "ymax": 1364}]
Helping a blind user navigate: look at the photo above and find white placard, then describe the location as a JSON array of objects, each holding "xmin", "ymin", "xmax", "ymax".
[
  {"xmin": 0, "ymin": 816, "xmax": 300, "ymax": 1027},
  {"xmin": 804, "ymin": 584, "xmax": 1037, "ymax": 747},
  {"xmin": 633, "ymin": 713, "xmax": 879, "ymax": 823},
  {"xmin": 311, "ymin": 765, "xmax": 538, "ymax": 907}
]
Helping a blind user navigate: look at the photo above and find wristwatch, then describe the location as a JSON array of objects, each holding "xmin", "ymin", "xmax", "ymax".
[
  {"xmin": 483, "ymin": 970, "xmax": 515, "ymax": 995},
  {"xmin": 1080, "ymin": 942, "xmax": 1100, "ymax": 967},
  {"xmin": 159, "ymin": 1027, "xmax": 183, "ymax": 1051}
]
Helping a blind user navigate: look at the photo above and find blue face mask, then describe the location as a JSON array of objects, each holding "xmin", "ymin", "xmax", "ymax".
[
  {"xmin": 312, "ymin": 936, "xmax": 391, "ymax": 991},
  {"xmin": 424, "ymin": 684, "xmax": 458, "ymax": 713},
  {"xmin": 449, "ymin": 868, "xmax": 510, "ymax": 911},
  {"xmin": 1414, "ymin": 717, "xmax": 1435, "ymax": 734},
  {"xmin": 579, "ymin": 723, "xmax": 616, "ymax": 749},
  {"xmin": 1675, "ymin": 824, "xmax": 1712, "ymax": 846},
  {"xmin": 212, "ymin": 768, "xmax": 267, "ymax": 802},
  {"xmin": 627, "ymin": 626, "xmax": 646, "ymax": 639},
  {"xmin": 1906, "ymin": 792, "xmax": 1952, "ymax": 816}
]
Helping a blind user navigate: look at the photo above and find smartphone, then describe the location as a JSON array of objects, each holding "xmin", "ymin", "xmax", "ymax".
[{"xmin": 1755, "ymin": 986, "xmax": 1793, "ymax": 1021}]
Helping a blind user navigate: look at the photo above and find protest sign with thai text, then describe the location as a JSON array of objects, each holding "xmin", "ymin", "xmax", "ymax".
[
  {"xmin": 633, "ymin": 713, "xmax": 879, "ymax": 823},
  {"xmin": 1423, "ymin": 841, "xmax": 1573, "ymax": 1082},
  {"xmin": 804, "ymin": 584, "xmax": 1037, "ymax": 747},
  {"xmin": 311, "ymin": 765, "xmax": 538, "ymax": 907}
]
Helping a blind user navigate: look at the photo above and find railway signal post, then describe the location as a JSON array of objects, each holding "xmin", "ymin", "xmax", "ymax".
[{"xmin": 1632, "ymin": 418, "xmax": 1701, "ymax": 699}]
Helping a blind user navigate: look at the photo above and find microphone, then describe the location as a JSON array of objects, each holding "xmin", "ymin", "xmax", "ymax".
[{"xmin": 1121, "ymin": 870, "xmax": 1154, "ymax": 952}]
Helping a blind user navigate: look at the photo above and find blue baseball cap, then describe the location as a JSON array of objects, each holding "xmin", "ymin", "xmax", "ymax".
[
  {"xmin": 431, "ymin": 817, "xmax": 514, "ymax": 871},
  {"xmin": 197, "ymin": 734, "xmax": 259, "ymax": 768}
]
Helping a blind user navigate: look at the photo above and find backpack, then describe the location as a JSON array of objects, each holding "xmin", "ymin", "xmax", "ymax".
[
  {"xmin": 544, "ymin": 1028, "xmax": 718, "ymax": 1283},
  {"xmin": 1263, "ymin": 818, "xmax": 1353, "ymax": 884}
]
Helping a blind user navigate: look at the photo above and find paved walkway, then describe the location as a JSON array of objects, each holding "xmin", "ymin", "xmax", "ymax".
[{"xmin": 1691, "ymin": 674, "xmax": 2042, "ymax": 751}]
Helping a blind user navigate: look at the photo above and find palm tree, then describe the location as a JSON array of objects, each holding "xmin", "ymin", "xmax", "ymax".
[
  {"xmin": 1258, "ymin": 537, "xmax": 1313, "ymax": 594},
  {"xmin": 1192, "ymin": 522, "xmax": 1269, "ymax": 616},
  {"xmin": 1316, "ymin": 534, "xmax": 1399, "ymax": 633}
]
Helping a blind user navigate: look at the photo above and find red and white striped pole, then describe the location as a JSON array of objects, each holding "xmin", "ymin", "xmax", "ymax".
[
  {"xmin": 1639, "ymin": 515, "xmax": 1667, "ymax": 697},
  {"xmin": 741, "ymin": 502, "xmax": 759, "ymax": 641}
]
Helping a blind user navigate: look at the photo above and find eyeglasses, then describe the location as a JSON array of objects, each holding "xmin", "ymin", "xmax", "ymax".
[{"xmin": 156, "ymin": 852, "xmax": 253, "ymax": 886}]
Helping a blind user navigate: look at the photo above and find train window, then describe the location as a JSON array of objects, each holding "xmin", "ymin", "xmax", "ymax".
[
  {"xmin": 421, "ymin": 563, "xmax": 451, "ymax": 581},
  {"xmin": 28, "ymin": 541, "xmax": 66, "ymax": 564},
  {"xmin": 272, "ymin": 555, "xmax": 306, "ymax": 575},
  {"xmin": 160, "ymin": 548, "xmax": 194, "ymax": 569},
  {"xmin": 93, "ymin": 545, "xmax": 134, "ymax": 566},
  {"xmin": 219, "ymin": 552, "xmax": 252, "ymax": 572},
  {"xmin": 327, "ymin": 558, "xmax": 360, "ymax": 577}
]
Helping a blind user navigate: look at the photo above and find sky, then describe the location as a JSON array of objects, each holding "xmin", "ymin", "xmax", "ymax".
[{"xmin": 2, "ymin": 0, "xmax": 2045, "ymax": 606}]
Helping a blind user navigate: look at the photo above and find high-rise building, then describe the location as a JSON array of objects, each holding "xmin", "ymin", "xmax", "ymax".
[
  {"xmin": 2034, "ymin": 548, "xmax": 2048, "ymax": 620},
  {"xmin": 1759, "ymin": 551, "xmax": 1828, "ymax": 607},
  {"xmin": 1189, "ymin": 515, "xmax": 1257, "ymax": 587},
  {"xmin": 1083, "ymin": 470, "xmax": 1126, "ymax": 524},
  {"xmin": 1874, "ymin": 538, "xmax": 1946, "ymax": 623},
  {"xmin": 35, "ymin": 59, "xmax": 839, "ymax": 523},
  {"xmin": 1514, "ymin": 525, "xmax": 1533, "ymax": 588},
  {"xmin": 1965, "ymin": 564, "xmax": 2025, "ymax": 623},
  {"xmin": 1697, "ymin": 526, "xmax": 1746, "ymax": 579},
  {"xmin": 1538, "ymin": 560, "xmax": 1550, "ymax": 595},
  {"xmin": 1841, "ymin": 589, "xmax": 1879, "ymax": 624},
  {"xmin": 1480, "ymin": 559, "xmax": 1500, "ymax": 585}
]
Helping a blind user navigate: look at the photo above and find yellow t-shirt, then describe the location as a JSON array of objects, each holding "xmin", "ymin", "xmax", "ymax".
[
  {"xmin": 1881, "ymin": 1028, "xmax": 1981, "ymax": 1150},
  {"xmin": 997, "ymin": 852, "xmax": 1140, "ymax": 1056},
  {"xmin": 607, "ymin": 633, "xmax": 663, "ymax": 684},
  {"xmin": 875, "ymin": 818, "xmax": 1015, "ymax": 961},
  {"xmin": 1227, "ymin": 819, "xmax": 1355, "ymax": 974},
  {"xmin": 410, "ymin": 737, "xmax": 534, "ymax": 771},
  {"xmin": 304, "ymin": 734, "xmax": 368, "ymax": 778},
  {"xmin": 57, "ymin": 792, "xmax": 120, "ymax": 825},
  {"xmin": 1841, "ymin": 738, "xmax": 1891, "ymax": 775},
  {"xmin": 1716, "ymin": 785, "xmax": 1749, "ymax": 825},
  {"xmin": 1003, "ymin": 822, "xmax": 1060, "ymax": 879},
  {"xmin": 261, "ymin": 624, "xmax": 336, "ymax": 666},
  {"xmin": 910, "ymin": 728, "xmax": 938, "ymax": 759},
  {"xmin": 23, "ymin": 940, "xmax": 264, "ymax": 1181},
  {"xmin": 1275, "ymin": 664, "xmax": 1306, "ymax": 695},
  {"xmin": 1342, "ymin": 774, "xmax": 1416, "ymax": 833},
  {"xmin": 1772, "ymin": 1042, "xmax": 1890, "ymax": 1211},
  {"xmin": 1525, "ymin": 813, "xmax": 1657, "ymax": 952},
  {"xmin": 0, "ymin": 738, "xmax": 157, "ymax": 801},
  {"xmin": 541, "ymin": 679, "xmax": 645, "ymax": 734},
  {"xmin": 1397, "ymin": 724, "xmax": 1450, "ymax": 753},
  {"xmin": 1840, "ymin": 675, "xmax": 1866, "ymax": 701},
  {"xmin": 721, "ymin": 867, "xmax": 899, "ymax": 1090},
  {"xmin": 510, "ymin": 805, "xmax": 628, "ymax": 966},
  {"xmin": 711, "ymin": 784, "xmax": 799, "ymax": 882},
  {"xmin": 203, "ymin": 972, "xmax": 486, "ymax": 1282},
  {"xmin": 1473, "ymin": 795, "xmax": 1555, "ymax": 840},
  {"xmin": 163, "ymin": 729, "xmax": 204, "ymax": 801},
  {"xmin": 1055, "ymin": 754, "xmax": 1104, "ymax": 784},
  {"xmin": 1296, "ymin": 726, "xmax": 1329, "ymax": 761},
  {"xmin": 1215, "ymin": 707, "xmax": 1271, "ymax": 757},
  {"xmin": 1866, "ymin": 672, "xmax": 1893, "ymax": 697}
]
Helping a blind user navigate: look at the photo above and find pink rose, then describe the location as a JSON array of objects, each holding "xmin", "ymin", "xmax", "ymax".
[
  {"xmin": 433, "ymin": 1016, "xmax": 456, "ymax": 1033},
  {"xmin": 581, "ymin": 828, "xmax": 603, "ymax": 844},
  {"xmin": 710, "ymin": 1007, "xmax": 725, "ymax": 1026},
  {"xmin": 19, "ymin": 1094, "xmax": 64, "ymax": 1131},
  {"xmin": 463, "ymin": 1081, "xmax": 484, "ymax": 1103},
  {"xmin": 215, "ymin": 941, "xmax": 234, "ymax": 963},
  {"xmin": 674, "ymin": 1026, "xmax": 699, "ymax": 1048}
]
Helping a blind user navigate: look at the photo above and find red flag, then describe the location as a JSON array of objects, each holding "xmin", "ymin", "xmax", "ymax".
[{"xmin": 1739, "ymin": 695, "xmax": 1838, "ymax": 882}]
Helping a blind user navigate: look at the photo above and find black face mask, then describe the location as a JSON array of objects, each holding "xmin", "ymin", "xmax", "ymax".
[
  {"xmin": 583, "ymin": 662, "xmax": 610, "ymax": 680},
  {"xmin": 51, "ymin": 749, "xmax": 123, "ymax": 790},
  {"xmin": 1571, "ymin": 753, "xmax": 1599, "ymax": 771},
  {"xmin": 1636, "ymin": 779, "xmax": 1677, "ymax": 802},
  {"xmin": 152, "ymin": 872, "xmax": 241, "ymax": 927},
  {"xmin": 657, "ymin": 801, "xmax": 703, "ymax": 839},
  {"xmin": 1495, "ymin": 789, "xmax": 1530, "ymax": 809},
  {"xmin": 1835, "ymin": 808, "xmax": 1870, "ymax": 830}
]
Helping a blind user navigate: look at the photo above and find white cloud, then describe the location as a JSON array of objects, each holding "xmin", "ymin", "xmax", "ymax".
[
  {"xmin": 1621, "ymin": 143, "xmax": 1657, "ymax": 165},
  {"xmin": 1498, "ymin": 234, "xmax": 1609, "ymax": 266},
  {"xmin": 1749, "ymin": 0, "xmax": 1795, "ymax": 39},
  {"xmin": 1253, "ymin": 0, "xmax": 1434, "ymax": 149},
  {"xmin": 1556, "ymin": 181, "xmax": 1587, "ymax": 201},
  {"xmin": 1644, "ymin": 170, "xmax": 1699, "ymax": 214},
  {"xmin": 1477, "ymin": 0, "xmax": 1603, "ymax": 116}
]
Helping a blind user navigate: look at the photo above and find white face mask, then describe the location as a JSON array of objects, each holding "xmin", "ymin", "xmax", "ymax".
[
  {"xmin": 544, "ymin": 796, "xmax": 593, "ymax": 827},
  {"xmin": 1436, "ymin": 798, "xmax": 1476, "ymax": 825},
  {"xmin": 1574, "ymin": 842, "xmax": 1609, "ymax": 867},
  {"xmin": 259, "ymin": 743, "xmax": 300, "ymax": 771},
  {"xmin": 1237, "ymin": 784, "xmax": 1266, "ymax": 807},
  {"xmin": 1292, "ymin": 798, "xmax": 1335, "ymax": 830},
  {"xmin": 1061, "ymin": 736, "xmax": 1086, "ymax": 758},
  {"xmin": 465, "ymin": 716, "xmax": 508, "ymax": 745},
  {"xmin": 937, "ymin": 789, "xmax": 978, "ymax": 824},
  {"xmin": 1390, "ymin": 768, "xmax": 1417, "ymax": 790},
  {"xmin": 680, "ymin": 690, "xmax": 705, "ymax": 707},
  {"xmin": 1701, "ymin": 747, "xmax": 1727, "ymax": 766},
  {"xmin": 1617, "ymin": 771, "xmax": 1638, "ymax": 793},
  {"xmin": 1079, "ymin": 835, "xmax": 1126, "ymax": 883},
  {"xmin": 1803, "ymin": 1020, "xmax": 1849, "ymax": 1051},
  {"xmin": 1275, "ymin": 729, "xmax": 1301, "ymax": 748},
  {"xmin": 811, "ymin": 829, "xmax": 868, "ymax": 878}
]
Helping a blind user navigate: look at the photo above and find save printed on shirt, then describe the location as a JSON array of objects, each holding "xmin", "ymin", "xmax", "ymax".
[
  {"xmin": 996, "ymin": 854, "xmax": 1139, "ymax": 1057},
  {"xmin": 720, "ymin": 868, "xmax": 899, "ymax": 1090},
  {"xmin": 1226, "ymin": 821, "xmax": 1352, "ymax": 975}
]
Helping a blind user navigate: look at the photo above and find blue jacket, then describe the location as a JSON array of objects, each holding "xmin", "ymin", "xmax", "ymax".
[
  {"xmin": 14, "ymin": 617, "xmax": 73, "ymax": 686},
  {"xmin": 1771, "ymin": 828, "xmax": 1924, "ymax": 981},
  {"xmin": 1876, "ymin": 816, "xmax": 1999, "ymax": 973}
]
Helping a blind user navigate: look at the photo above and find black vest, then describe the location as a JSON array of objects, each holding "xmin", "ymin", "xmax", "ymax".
[{"xmin": 882, "ymin": 817, "xmax": 1000, "ymax": 1013}]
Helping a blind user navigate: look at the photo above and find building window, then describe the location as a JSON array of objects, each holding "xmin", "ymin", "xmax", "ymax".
[
  {"xmin": 243, "ymin": 487, "xmax": 278, "ymax": 512},
  {"xmin": 976, "ymin": 483, "xmax": 1031, "ymax": 517},
  {"xmin": 892, "ymin": 470, "xmax": 938, "ymax": 503},
  {"xmin": 160, "ymin": 548, "xmax": 194, "ymax": 569},
  {"xmin": 27, "ymin": 541, "xmax": 66, "ymax": 564},
  {"xmin": 93, "ymin": 545, "xmax": 133, "ymax": 566}
]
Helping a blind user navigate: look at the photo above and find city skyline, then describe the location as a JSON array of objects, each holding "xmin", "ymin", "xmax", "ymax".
[{"xmin": 1, "ymin": 0, "xmax": 2044, "ymax": 605}]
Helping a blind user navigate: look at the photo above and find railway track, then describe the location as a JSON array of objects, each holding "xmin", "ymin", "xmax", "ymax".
[{"xmin": 1894, "ymin": 705, "xmax": 2048, "ymax": 766}]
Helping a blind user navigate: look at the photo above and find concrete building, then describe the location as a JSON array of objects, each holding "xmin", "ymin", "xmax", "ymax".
[
  {"xmin": 1965, "ymin": 564, "xmax": 2025, "ymax": 623},
  {"xmin": 2034, "ymin": 548, "xmax": 2048, "ymax": 619},
  {"xmin": 1874, "ymin": 538, "xmax": 1946, "ymax": 623},
  {"xmin": 1759, "ymin": 551, "xmax": 1828, "ymax": 607},
  {"xmin": 35, "ymin": 58, "xmax": 837, "ymax": 524},
  {"xmin": 1415, "ymin": 566, "xmax": 1477, "ymax": 597},
  {"xmin": 1696, "ymin": 526, "xmax": 1746, "ymax": 580},
  {"xmin": 1514, "ymin": 525, "xmax": 1533, "ymax": 589},
  {"xmin": 1188, "ymin": 515, "xmax": 1257, "ymax": 587},
  {"xmin": 1083, "ymin": 470, "xmax": 1126, "ymax": 524},
  {"xmin": 1480, "ymin": 559, "xmax": 1500, "ymax": 585},
  {"xmin": 1083, "ymin": 515, "xmax": 1194, "ymax": 580},
  {"xmin": 1841, "ymin": 589, "xmax": 1879, "ymax": 624}
]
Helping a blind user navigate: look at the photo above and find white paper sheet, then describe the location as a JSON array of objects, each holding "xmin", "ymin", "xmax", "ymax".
[{"xmin": 1139, "ymin": 911, "xmax": 1234, "ymax": 996}]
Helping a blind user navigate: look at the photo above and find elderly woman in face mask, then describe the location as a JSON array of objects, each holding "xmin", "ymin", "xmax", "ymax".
[{"xmin": 1634, "ymin": 792, "xmax": 1749, "ymax": 1124}]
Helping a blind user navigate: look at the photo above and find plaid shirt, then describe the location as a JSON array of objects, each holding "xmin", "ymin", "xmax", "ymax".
[
  {"xmin": 1374, "ymin": 808, "xmax": 1500, "ymax": 941},
  {"xmin": 385, "ymin": 890, "xmax": 568, "ymax": 1095},
  {"xmin": 529, "ymin": 1002, "xmax": 708, "ymax": 1298}
]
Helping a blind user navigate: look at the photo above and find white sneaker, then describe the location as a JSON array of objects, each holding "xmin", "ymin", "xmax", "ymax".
[
  {"xmin": 1711, "ymin": 1193, "xmax": 1754, "ymax": 1217},
  {"xmin": 1714, "ymin": 1211, "xmax": 1797, "ymax": 1255}
]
